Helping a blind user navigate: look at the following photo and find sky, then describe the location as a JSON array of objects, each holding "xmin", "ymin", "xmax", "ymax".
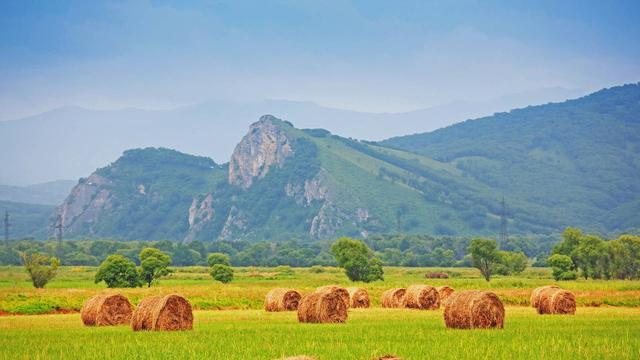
[{"xmin": 1, "ymin": 0, "xmax": 639, "ymax": 121}]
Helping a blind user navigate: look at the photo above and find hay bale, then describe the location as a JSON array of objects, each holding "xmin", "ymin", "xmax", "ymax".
[
  {"xmin": 444, "ymin": 290, "xmax": 505, "ymax": 329},
  {"xmin": 535, "ymin": 287, "xmax": 576, "ymax": 315},
  {"xmin": 316, "ymin": 285, "xmax": 350, "ymax": 308},
  {"xmin": 265, "ymin": 288, "xmax": 302, "ymax": 312},
  {"xmin": 131, "ymin": 294, "xmax": 193, "ymax": 331},
  {"xmin": 381, "ymin": 288, "xmax": 406, "ymax": 308},
  {"xmin": 346, "ymin": 287, "xmax": 370, "ymax": 308},
  {"xmin": 297, "ymin": 289, "xmax": 348, "ymax": 323},
  {"xmin": 425, "ymin": 272, "xmax": 449, "ymax": 279},
  {"xmin": 530, "ymin": 285, "xmax": 560, "ymax": 308},
  {"xmin": 379, "ymin": 356, "xmax": 403, "ymax": 360},
  {"xmin": 81, "ymin": 294, "xmax": 133, "ymax": 326},
  {"xmin": 436, "ymin": 286, "xmax": 455, "ymax": 305},
  {"xmin": 404, "ymin": 285, "xmax": 440, "ymax": 310}
]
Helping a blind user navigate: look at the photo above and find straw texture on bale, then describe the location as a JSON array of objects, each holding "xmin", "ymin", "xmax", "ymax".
[
  {"xmin": 316, "ymin": 285, "xmax": 350, "ymax": 308},
  {"xmin": 381, "ymin": 288, "xmax": 406, "ymax": 308},
  {"xmin": 443, "ymin": 290, "xmax": 505, "ymax": 329},
  {"xmin": 297, "ymin": 289, "xmax": 348, "ymax": 323},
  {"xmin": 131, "ymin": 294, "xmax": 193, "ymax": 331},
  {"xmin": 530, "ymin": 285, "xmax": 560, "ymax": 308},
  {"xmin": 265, "ymin": 288, "xmax": 302, "ymax": 312},
  {"xmin": 436, "ymin": 286, "xmax": 455, "ymax": 304},
  {"xmin": 534, "ymin": 286, "xmax": 576, "ymax": 315},
  {"xmin": 404, "ymin": 285, "xmax": 440, "ymax": 310},
  {"xmin": 81, "ymin": 294, "xmax": 133, "ymax": 326},
  {"xmin": 346, "ymin": 287, "xmax": 370, "ymax": 308}
]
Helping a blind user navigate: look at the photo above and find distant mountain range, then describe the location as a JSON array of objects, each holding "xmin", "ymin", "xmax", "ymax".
[
  {"xmin": 0, "ymin": 87, "xmax": 585, "ymax": 185},
  {"xmin": 0, "ymin": 180, "xmax": 75, "ymax": 205},
  {"xmin": 48, "ymin": 84, "xmax": 640, "ymax": 242}
]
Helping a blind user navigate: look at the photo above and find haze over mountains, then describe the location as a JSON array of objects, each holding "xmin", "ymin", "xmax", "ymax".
[
  {"xmin": 0, "ymin": 87, "xmax": 585, "ymax": 186},
  {"xmin": 44, "ymin": 84, "xmax": 640, "ymax": 243}
]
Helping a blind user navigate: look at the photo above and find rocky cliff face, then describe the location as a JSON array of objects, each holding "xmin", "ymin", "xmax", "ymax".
[
  {"xmin": 184, "ymin": 193, "xmax": 215, "ymax": 243},
  {"xmin": 228, "ymin": 115, "xmax": 294, "ymax": 188},
  {"xmin": 54, "ymin": 174, "xmax": 113, "ymax": 237}
]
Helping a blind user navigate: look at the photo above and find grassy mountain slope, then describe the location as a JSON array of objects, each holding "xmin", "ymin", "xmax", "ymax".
[
  {"xmin": 381, "ymin": 83, "xmax": 640, "ymax": 235},
  {"xmin": 0, "ymin": 201, "xmax": 54, "ymax": 239}
]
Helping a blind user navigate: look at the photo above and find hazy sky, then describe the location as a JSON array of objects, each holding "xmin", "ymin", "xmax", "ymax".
[{"xmin": 1, "ymin": 0, "xmax": 639, "ymax": 120}]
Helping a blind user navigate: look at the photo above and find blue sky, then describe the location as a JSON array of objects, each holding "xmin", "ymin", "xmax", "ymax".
[{"xmin": 1, "ymin": 0, "xmax": 639, "ymax": 120}]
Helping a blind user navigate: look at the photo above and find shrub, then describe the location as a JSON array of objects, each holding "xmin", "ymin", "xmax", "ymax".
[
  {"xmin": 210, "ymin": 264, "xmax": 234, "ymax": 283},
  {"xmin": 95, "ymin": 255, "xmax": 139, "ymax": 288},
  {"xmin": 20, "ymin": 252, "xmax": 60, "ymax": 288}
]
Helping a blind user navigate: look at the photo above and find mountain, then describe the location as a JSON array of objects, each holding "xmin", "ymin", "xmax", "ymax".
[
  {"xmin": 0, "ymin": 180, "xmax": 76, "ymax": 205},
  {"xmin": 0, "ymin": 201, "xmax": 54, "ymax": 239},
  {"xmin": 0, "ymin": 88, "xmax": 584, "ymax": 185},
  {"xmin": 382, "ymin": 83, "xmax": 640, "ymax": 235}
]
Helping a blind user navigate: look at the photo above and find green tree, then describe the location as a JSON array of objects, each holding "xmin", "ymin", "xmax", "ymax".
[
  {"xmin": 547, "ymin": 254, "xmax": 577, "ymax": 280},
  {"xmin": 95, "ymin": 255, "xmax": 139, "ymax": 288},
  {"xmin": 496, "ymin": 251, "xmax": 528, "ymax": 275},
  {"xmin": 572, "ymin": 235, "xmax": 606, "ymax": 279},
  {"xmin": 468, "ymin": 238, "xmax": 500, "ymax": 281},
  {"xmin": 20, "ymin": 252, "xmax": 60, "ymax": 288},
  {"xmin": 210, "ymin": 264, "xmax": 234, "ymax": 283},
  {"xmin": 139, "ymin": 248, "xmax": 172, "ymax": 287},
  {"xmin": 330, "ymin": 237, "xmax": 384, "ymax": 282},
  {"xmin": 207, "ymin": 252, "xmax": 231, "ymax": 267}
]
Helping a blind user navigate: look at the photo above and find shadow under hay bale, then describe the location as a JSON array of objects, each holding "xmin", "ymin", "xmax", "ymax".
[
  {"xmin": 534, "ymin": 286, "xmax": 576, "ymax": 315},
  {"xmin": 530, "ymin": 285, "xmax": 560, "ymax": 308},
  {"xmin": 265, "ymin": 288, "xmax": 302, "ymax": 312},
  {"xmin": 404, "ymin": 285, "xmax": 440, "ymax": 310},
  {"xmin": 131, "ymin": 294, "xmax": 193, "ymax": 331},
  {"xmin": 346, "ymin": 287, "xmax": 370, "ymax": 308},
  {"xmin": 381, "ymin": 288, "xmax": 406, "ymax": 308},
  {"xmin": 297, "ymin": 289, "xmax": 348, "ymax": 323},
  {"xmin": 444, "ymin": 290, "xmax": 505, "ymax": 329},
  {"xmin": 436, "ymin": 286, "xmax": 455, "ymax": 305},
  {"xmin": 316, "ymin": 285, "xmax": 350, "ymax": 308},
  {"xmin": 81, "ymin": 294, "xmax": 133, "ymax": 326}
]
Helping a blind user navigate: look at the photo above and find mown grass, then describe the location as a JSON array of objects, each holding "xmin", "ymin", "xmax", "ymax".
[
  {"xmin": 0, "ymin": 307, "xmax": 638, "ymax": 359},
  {"xmin": 1, "ymin": 266, "xmax": 639, "ymax": 315}
]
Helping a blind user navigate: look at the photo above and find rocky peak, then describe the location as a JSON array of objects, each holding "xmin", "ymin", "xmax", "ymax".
[{"xmin": 228, "ymin": 115, "xmax": 294, "ymax": 188}]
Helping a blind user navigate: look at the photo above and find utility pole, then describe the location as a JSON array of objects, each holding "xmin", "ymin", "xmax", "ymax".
[
  {"xmin": 499, "ymin": 197, "xmax": 508, "ymax": 244},
  {"xmin": 3, "ymin": 210, "xmax": 9, "ymax": 248},
  {"xmin": 55, "ymin": 215, "xmax": 64, "ymax": 260}
]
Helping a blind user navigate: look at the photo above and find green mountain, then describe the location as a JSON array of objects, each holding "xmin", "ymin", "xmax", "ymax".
[
  {"xmin": 382, "ymin": 83, "xmax": 640, "ymax": 235},
  {"xmin": 0, "ymin": 201, "xmax": 54, "ymax": 239},
  {"xmin": 52, "ymin": 84, "xmax": 640, "ymax": 242}
]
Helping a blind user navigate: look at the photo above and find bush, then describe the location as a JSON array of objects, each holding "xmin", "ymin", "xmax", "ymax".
[
  {"xmin": 207, "ymin": 253, "xmax": 231, "ymax": 267},
  {"xmin": 20, "ymin": 252, "xmax": 60, "ymax": 288},
  {"xmin": 95, "ymin": 255, "xmax": 140, "ymax": 288},
  {"xmin": 210, "ymin": 264, "xmax": 234, "ymax": 283}
]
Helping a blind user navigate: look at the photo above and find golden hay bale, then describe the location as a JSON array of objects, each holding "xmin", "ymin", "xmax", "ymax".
[
  {"xmin": 265, "ymin": 288, "xmax": 302, "ymax": 312},
  {"xmin": 131, "ymin": 294, "xmax": 193, "ymax": 331},
  {"xmin": 316, "ymin": 285, "xmax": 350, "ymax": 308},
  {"xmin": 443, "ymin": 290, "xmax": 505, "ymax": 329},
  {"xmin": 404, "ymin": 285, "xmax": 440, "ymax": 310},
  {"xmin": 436, "ymin": 286, "xmax": 455, "ymax": 305},
  {"xmin": 530, "ymin": 285, "xmax": 560, "ymax": 308},
  {"xmin": 379, "ymin": 356, "xmax": 403, "ymax": 360},
  {"xmin": 81, "ymin": 294, "xmax": 133, "ymax": 326},
  {"xmin": 297, "ymin": 289, "xmax": 348, "ymax": 323},
  {"xmin": 535, "ymin": 287, "xmax": 576, "ymax": 315},
  {"xmin": 381, "ymin": 288, "xmax": 406, "ymax": 308},
  {"xmin": 346, "ymin": 287, "xmax": 370, "ymax": 308}
]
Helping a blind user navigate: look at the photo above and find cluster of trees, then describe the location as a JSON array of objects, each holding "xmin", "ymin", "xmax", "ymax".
[
  {"xmin": 95, "ymin": 248, "xmax": 172, "ymax": 288},
  {"xmin": 468, "ymin": 238, "xmax": 528, "ymax": 281},
  {"xmin": 547, "ymin": 228, "xmax": 640, "ymax": 280},
  {"xmin": 331, "ymin": 237, "xmax": 383, "ymax": 282}
]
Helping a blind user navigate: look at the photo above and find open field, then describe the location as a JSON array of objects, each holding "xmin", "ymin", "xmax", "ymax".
[
  {"xmin": 1, "ymin": 266, "xmax": 640, "ymax": 315},
  {"xmin": 0, "ymin": 307, "xmax": 639, "ymax": 359}
]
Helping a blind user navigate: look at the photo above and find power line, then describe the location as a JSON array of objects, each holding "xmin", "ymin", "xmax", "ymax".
[
  {"xmin": 55, "ymin": 215, "xmax": 64, "ymax": 260},
  {"xmin": 3, "ymin": 210, "xmax": 9, "ymax": 247},
  {"xmin": 499, "ymin": 197, "xmax": 509, "ymax": 244}
]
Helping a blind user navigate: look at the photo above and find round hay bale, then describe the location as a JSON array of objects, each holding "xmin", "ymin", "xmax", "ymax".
[
  {"xmin": 436, "ymin": 286, "xmax": 455, "ymax": 305},
  {"xmin": 443, "ymin": 290, "xmax": 505, "ymax": 329},
  {"xmin": 346, "ymin": 287, "xmax": 370, "ymax": 308},
  {"xmin": 297, "ymin": 289, "xmax": 348, "ymax": 323},
  {"xmin": 265, "ymin": 288, "xmax": 302, "ymax": 312},
  {"xmin": 315, "ymin": 285, "xmax": 350, "ymax": 308},
  {"xmin": 404, "ymin": 285, "xmax": 440, "ymax": 310},
  {"xmin": 81, "ymin": 294, "xmax": 133, "ymax": 326},
  {"xmin": 536, "ymin": 287, "xmax": 576, "ymax": 315},
  {"xmin": 381, "ymin": 288, "xmax": 406, "ymax": 308},
  {"xmin": 530, "ymin": 285, "xmax": 560, "ymax": 308},
  {"xmin": 131, "ymin": 294, "xmax": 193, "ymax": 331}
]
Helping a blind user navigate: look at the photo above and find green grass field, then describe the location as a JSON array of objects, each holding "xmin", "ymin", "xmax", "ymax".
[{"xmin": 1, "ymin": 266, "xmax": 639, "ymax": 359}]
